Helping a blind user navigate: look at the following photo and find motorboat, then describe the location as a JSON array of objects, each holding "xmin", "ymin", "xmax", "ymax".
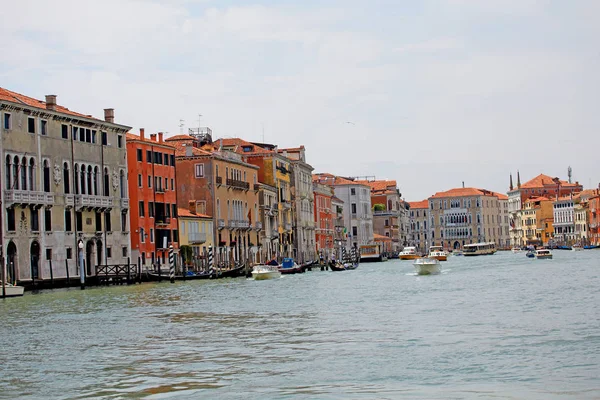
[
  {"xmin": 278, "ymin": 258, "xmax": 303, "ymax": 274},
  {"xmin": 463, "ymin": 242, "xmax": 497, "ymax": 256},
  {"xmin": 251, "ymin": 265, "xmax": 282, "ymax": 280},
  {"xmin": 399, "ymin": 246, "xmax": 420, "ymax": 260},
  {"xmin": 428, "ymin": 246, "xmax": 448, "ymax": 261},
  {"xmin": 413, "ymin": 257, "xmax": 441, "ymax": 275},
  {"xmin": 511, "ymin": 247, "xmax": 522, "ymax": 253},
  {"xmin": 571, "ymin": 244, "xmax": 583, "ymax": 251},
  {"xmin": 535, "ymin": 249, "xmax": 553, "ymax": 259},
  {"xmin": 1, "ymin": 281, "xmax": 24, "ymax": 297},
  {"xmin": 452, "ymin": 251, "xmax": 463, "ymax": 256},
  {"xmin": 525, "ymin": 251, "xmax": 535, "ymax": 258}
]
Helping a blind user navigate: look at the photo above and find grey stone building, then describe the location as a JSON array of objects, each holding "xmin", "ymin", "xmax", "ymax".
[{"xmin": 1, "ymin": 88, "xmax": 131, "ymax": 285}]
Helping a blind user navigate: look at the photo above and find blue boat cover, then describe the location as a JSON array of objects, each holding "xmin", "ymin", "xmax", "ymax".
[{"xmin": 282, "ymin": 258, "xmax": 294, "ymax": 268}]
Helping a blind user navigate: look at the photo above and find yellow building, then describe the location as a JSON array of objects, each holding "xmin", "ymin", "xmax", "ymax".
[
  {"xmin": 178, "ymin": 206, "xmax": 213, "ymax": 270},
  {"xmin": 521, "ymin": 197, "xmax": 553, "ymax": 246}
]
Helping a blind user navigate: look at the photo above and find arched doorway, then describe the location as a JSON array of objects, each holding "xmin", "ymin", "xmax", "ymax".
[
  {"xmin": 30, "ymin": 241, "xmax": 40, "ymax": 280},
  {"xmin": 6, "ymin": 241, "xmax": 17, "ymax": 283},
  {"xmin": 96, "ymin": 240, "xmax": 103, "ymax": 267},
  {"xmin": 86, "ymin": 240, "xmax": 94, "ymax": 276},
  {"xmin": 453, "ymin": 241, "xmax": 461, "ymax": 250}
]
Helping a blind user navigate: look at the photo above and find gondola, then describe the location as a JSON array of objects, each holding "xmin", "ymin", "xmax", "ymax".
[
  {"xmin": 145, "ymin": 270, "xmax": 213, "ymax": 281},
  {"xmin": 328, "ymin": 261, "xmax": 346, "ymax": 271},
  {"xmin": 218, "ymin": 264, "xmax": 245, "ymax": 278}
]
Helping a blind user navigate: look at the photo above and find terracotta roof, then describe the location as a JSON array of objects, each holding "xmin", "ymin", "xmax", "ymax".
[
  {"xmin": 0, "ymin": 87, "xmax": 105, "ymax": 121},
  {"xmin": 430, "ymin": 187, "xmax": 503, "ymax": 199},
  {"xmin": 217, "ymin": 138, "xmax": 274, "ymax": 155},
  {"xmin": 491, "ymin": 191, "xmax": 508, "ymax": 200},
  {"xmin": 408, "ymin": 200, "xmax": 429, "ymax": 209},
  {"xmin": 165, "ymin": 134, "xmax": 196, "ymax": 141},
  {"xmin": 520, "ymin": 174, "xmax": 579, "ymax": 189},
  {"xmin": 373, "ymin": 233, "xmax": 392, "ymax": 241},
  {"xmin": 177, "ymin": 207, "xmax": 211, "ymax": 219},
  {"xmin": 126, "ymin": 133, "xmax": 175, "ymax": 149},
  {"xmin": 331, "ymin": 196, "xmax": 344, "ymax": 203},
  {"xmin": 525, "ymin": 196, "xmax": 550, "ymax": 202},
  {"xmin": 355, "ymin": 179, "xmax": 398, "ymax": 193},
  {"xmin": 277, "ymin": 146, "xmax": 305, "ymax": 153}
]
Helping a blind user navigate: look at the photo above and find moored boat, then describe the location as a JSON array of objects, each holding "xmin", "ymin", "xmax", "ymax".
[
  {"xmin": 511, "ymin": 247, "xmax": 522, "ymax": 253},
  {"xmin": 428, "ymin": 246, "xmax": 448, "ymax": 261},
  {"xmin": 1, "ymin": 281, "xmax": 25, "ymax": 297},
  {"xmin": 413, "ymin": 257, "xmax": 441, "ymax": 275},
  {"xmin": 535, "ymin": 249, "xmax": 553, "ymax": 259},
  {"xmin": 571, "ymin": 244, "xmax": 583, "ymax": 251},
  {"xmin": 251, "ymin": 265, "xmax": 282, "ymax": 280},
  {"xmin": 278, "ymin": 258, "xmax": 303, "ymax": 274},
  {"xmin": 399, "ymin": 246, "xmax": 420, "ymax": 260}
]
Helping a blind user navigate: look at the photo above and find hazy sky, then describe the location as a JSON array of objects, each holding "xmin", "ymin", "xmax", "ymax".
[{"xmin": 2, "ymin": 0, "xmax": 599, "ymax": 200}]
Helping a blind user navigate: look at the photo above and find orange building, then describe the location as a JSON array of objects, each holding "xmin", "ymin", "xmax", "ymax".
[
  {"xmin": 589, "ymin": 190, "xmax": 600, "ymax": 246},
  {"xmin": 313, "ymin": 179, "xmax": 334, "ymax": 259},
  {"xmin": 127, "ymin": 129, "xmax": 178, "ymax": 268}
]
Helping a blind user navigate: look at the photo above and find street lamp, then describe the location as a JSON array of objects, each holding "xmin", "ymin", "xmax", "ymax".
[{"xmin": 78, "ymin": 239, "xmax": 85, "ymax": 290}]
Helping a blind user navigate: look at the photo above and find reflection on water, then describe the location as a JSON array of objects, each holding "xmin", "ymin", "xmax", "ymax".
[{"xmin": 1, "ymin": 251, "xmax": 599, "ymax": 399}]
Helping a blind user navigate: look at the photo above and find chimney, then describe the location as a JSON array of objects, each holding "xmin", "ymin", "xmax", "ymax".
[
  {"xmin": 188, "ymin": 200, "xmax": 196, "ymax": 215},
  {"xmin": 140, "ymin": 128, "xmax": 145, "ymax": 141},
  {"xmin": 158, "ymin": 132, "xmax": 164, "ymax": 143},
  {"xmin": 150, "ymin": 133, "xmax": 157, "ymax": 142},
  {"xmin": 104, "ymin": 108, "xmax": 114, "ymax": 123},
  {"xmin": 462, "ymin": 181, "xmax": 465, "ymax": 188},
  {"xmin": 45, "ymin": 95, "xmax": 57, "ymax": 111},
  {"xmin": 185, "ymin": 144, "xmax": 193, "ymax": 157}
]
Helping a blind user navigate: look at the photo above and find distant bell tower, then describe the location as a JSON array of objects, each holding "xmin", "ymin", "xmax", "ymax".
[
  {"xmin": 517, "ymin": 170, "xmax": 521, "ymax": 188},
  {"xmin": 509, "ymin": 173, "xmax": 514, "ymax": 191},
  {"xmin": 568, "ymin": 166, "xmax": 572, "ymax": 184}
]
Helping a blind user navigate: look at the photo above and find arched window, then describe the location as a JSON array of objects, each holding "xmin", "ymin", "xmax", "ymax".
[
  {"xmin": 5, "ymin": 155, "xmax": 11, "ymax": 189},
  {"xmin": 21, "ymin": 157, "xmax": 27, "ymax": 190},
  {"xmin": 74, "ymin": 164, "xmax": 79, "ymax": 194},
  {"xmin": 43, "ymin": 160, "xmax": 50, "ymax": 193},
  {"xmin": 119, "ymin": 170, "xmax": 125, "ymax": 198},
  {"xmin": 93, "ymin": 166, "xmax": 99, "ymax": 195},
  {"xmin": 87, "ymin": 165, "xmax": 92, "ymax": 195},
  {"xmin": 63, "ymin": 163, "xmax": 70, "ymax": 194},
  {"xmin": 28, "ymin": 158, "xmax": 35, "ymax": 191},
  {"xmin": 103, "ymin": 167, "xmax": 109, "ymax": 196},
  {"xmin": 12, "ymin": 156, "xmax": 19, "ymax": 190},
  {"xmin": 80, "ymin": 164, "xmax": 86, "ymax": 194}
]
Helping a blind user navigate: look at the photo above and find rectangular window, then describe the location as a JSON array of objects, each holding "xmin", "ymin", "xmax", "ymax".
[
  {"xmin": 164, "ymin": 177, "xmax": 168, "ymax": 190},
  {"xmin": 95, "ymin": 212, "xmax": 102, "ymax": 231},
  {"xmin": 61, "ymin": 124, "xmax": 68, "ymax": 139},
  {"xmin": 31, "ymin": 208, "xmax": 39, "ymax": 231},
  {"xmin": 170, "ymin": 154, "xmax": 175, "ymax": 166},
  {"xmin": 92, "ymin": 130, "xmax": 97, "ymax": 144},
  {"xmin": 139, "ymin": 201, "xmax": 145, "ymax": 217},
  {"xmin": 148, "ymin": 202, "xmax": 154, "ymax": 218},
  {"xmin": 46, "ymin": 248, "xmax": 52, "ymax": 261},
  {"xmin": 107, "ymin": 247, "xmax": 112, "ymax": 258},
  {"xmin": 140, "ymin": 228, "xmax": 145, "ymax": 243},
  {"xmin": 3, "ymin": 113, "xmax": 11, "ymax": 129},
  {"xmin": 173, "ymin": 229, "xmax": 179, "ymax": 243},
  {"xmin": 76, "ymin": 211, "xmax": 83, "ymax": 231},
  {"xmin": 7, "ymin": 208, "xmax": 15, "ymax": 231},
  {"xmin": 101, "ymin": 131, "xmax": 107, "ymax": 145},
  {"xmin": 105, "ymin": 212, "xmax": 112, "ymax": 231},
  {"xmin": 65, "ymin": 210, "xmax": 72, "ymax": 231},
  {"xmin": 121, "ymin": 212, "xmax": 127, "ymax": 232},
  {"xmin": 117, "ymin": 135, "xmax": 123, "ymax": 148},
  {"xmin": 148, "ymin": 175, "xmax": 152, "ymax": 188},
  {"xmin": 28, "ymin": 117, "xmax": 36, "ymax": 133},
  {"xmin": 352, "ymin": 226, "xmax": 358, "ymax": 236},
  {"xmin": 40, "ymin": 120, "xmax": 47, "ymax": 136},
  {"xmin": 72, "ymin": 126, "xmax": 78, "ymax": 140},
  {"xmin": 122, "ymin": 247, "xmax": 128, "ymax": 257},
  {"xmin": 170, "ymin": 178, "xmax": 174, "ymax": 190},
  {"xmin": 79, "ymin": 128, "xmax": 85, "ymax": 142},
  {"xmin": 350, "ymin": 188, "xmax": 356, "ymax": 195},
  {"xmin": 195, "ymin": 164, "xmax": 204, "ymax": 178},
  {"xmin": 147, "ymin": 150, "xmax": 152, "ymax": 163},
  {"xmin": 66, "ymin": 248, "xmax": 73, "ymax": 259},
  {"xmin": 351, "ymin": 203, "xmax": 357, "ymax": 214},
  {"xmin": 172, "ymin": 204, "xmax": 177, "ymax": 217},
  {"xmin": 44, "ymin": 209, "xmax": 52, "ymax": 231},
  {"xmin": 150, "ymin": 228, "xmax": 154, "ymax": 242},
  {"xmin": 136, "ymin": 149, "xmax": 143, "ymax": 161},
  {"xmin": 138, "ymin": 174, "xmax": 142, "ymax": 187},
  {"xmin": 85, "ymin": 128, "xmax": 91, "ymax": 143}
]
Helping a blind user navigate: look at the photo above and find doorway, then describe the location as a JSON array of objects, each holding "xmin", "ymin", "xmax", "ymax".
[
  {"xmin": 30, "ymin": 241, "xmax": 40, "ymax": 280},
  {"xmin": 86, "ymin": 240, "xmax": 94, "ymax": 275}
]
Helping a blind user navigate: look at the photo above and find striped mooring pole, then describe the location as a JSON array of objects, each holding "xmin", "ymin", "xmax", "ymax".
[
  {"xmin": 169, "ymin": 245, "xmax": 175, "ymax": 283},
  {"xmin": 342, "ymin": 247, "xmax": 347, "ymax": 263},
  {"xmin": 208, "ymin": 246, "xmax": 214, "ymax": 277}
]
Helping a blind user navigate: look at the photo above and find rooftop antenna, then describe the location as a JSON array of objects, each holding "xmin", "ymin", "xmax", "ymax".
[
  {"xmin": 568, "ymin": 166, "xmax": 572, "ymax": 184},
  {"xmin": 179, "ymin": 119, "xmax": 185, "ymax": 134}
]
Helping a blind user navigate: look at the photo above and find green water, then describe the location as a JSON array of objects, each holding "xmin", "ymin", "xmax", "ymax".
[{"xmin": 1, "ymin": 251, "xmax": 599, "ymax": 399}]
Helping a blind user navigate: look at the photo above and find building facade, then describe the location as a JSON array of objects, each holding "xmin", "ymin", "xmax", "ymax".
[
  {"xmin": 408, "ymin": 200, "xmax": 429, "ymax": 252},
  {"xmin": 428, "ymin": 187, "xmax": 509, "ymax": 250},
  {"xmin": 127, "ymin": 129, "xmax": 178, "ymax": 268},
  {"xmin": 313, "ymin": 180, "xmax": 334, "ymax": 260},
  {"xmin": 279, "ymin": 146, "xmax": 315, "ymax": 263},
  {"xmin": 167, "ymin": 133, "xmax": 261, "ymax": 266},
  {"xmin": 1, "ymin": 88, "xmax": 131, "ymax": 285},
  {"xmin": 589, "ymin": 191, "xmax": 600, "ymax": 246},
  {"xmin": 258, "ymin": 183, "xmax": 279, "ymax": 262},
  {"xmin": 178, "ymin": 206, "xmax": 213, "ymax": 270}
]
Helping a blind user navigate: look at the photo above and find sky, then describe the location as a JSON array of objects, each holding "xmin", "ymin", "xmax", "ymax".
[{"xmin": 1, "ymin": 0, "xmax": 599, "ymax": 201}]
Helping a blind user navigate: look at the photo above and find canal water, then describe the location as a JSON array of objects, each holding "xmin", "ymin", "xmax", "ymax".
[{"xmin": 1, "ymin": 251, "xmax": 599, "ymax": 399}]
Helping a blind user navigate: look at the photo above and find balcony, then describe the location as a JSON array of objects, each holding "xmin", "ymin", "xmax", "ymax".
[
  {"xmin": 156, "ymin": 217, "xmax": 171, "ymax": 226},
  {"xmin": 188, "ymin": 231, "xmax": 207, "ymax": 244},
  {"xmin": 281, "ymin": 201, "xmax": 291, "ymax": 209},
  {"xmin": 4, "ymin": 190, "xmax": 55, "ymax": 208},
  {"xmin": 155, "ymin": 187, "xmax": 165, "ymax": 194},
  {"xmin": 228, "ymin": 220, "xmax": 237, "ymax": 229},
  {"xmin": 75, "ymin": 194, "xmax": 113, "ymax": 211},
  {"xmin": 237, "ymin": 220, "xmax": 250, "ymax": 229},
  {"xmin": 284, "ymin": 223, "xmax": 292, "ymax": 231},
  {"xmin": 215, "ymin": 176, "xmax": 222, "ymax": 186},
  {"xmin": 255, "ymin": 222, "xmax": 263, "ymax": 230},
  {"xmin": 120, "ymin": 198, "xmax": 130, "ymax": 209},
  {"xmin": 217, "ymin": 219, "xmax": 225, "ymax": 229},
  {"xmin": 254, "ymin": 184, "xmax": 260, "ymax": 191},
  {"xmin": 226, "ymin": 178, "xmax": 250, "ymax": 190}
]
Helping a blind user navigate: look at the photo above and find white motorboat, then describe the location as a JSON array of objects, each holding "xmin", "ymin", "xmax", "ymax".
[
  {"xmin": 1, "ymin": 281, "xmax": 24, "ymax": 297},
  {"xmin": 399, "ymin": 246, "xmax": 420, "ymax": 260},
  {"xmin": 571, "ymin": 244, "xmax": 583, "ymax": 251},
  {"xmin": 413, "ymin": 257, "xmax": 441, "ymax": 275},
  {"xmin": 251, "ymin": 265, "xmax": 282, "ymax": 280},
  {"xmin": 511, "ymin": 247, "xmax": 522, "ymax": 253},
  {"xmin": 535, "ymin": 249, "xmax": 553, "ymax": 259},
  {"xmin": 428, "ymin": 246, "xmax": 448, "ymax": 261}
]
